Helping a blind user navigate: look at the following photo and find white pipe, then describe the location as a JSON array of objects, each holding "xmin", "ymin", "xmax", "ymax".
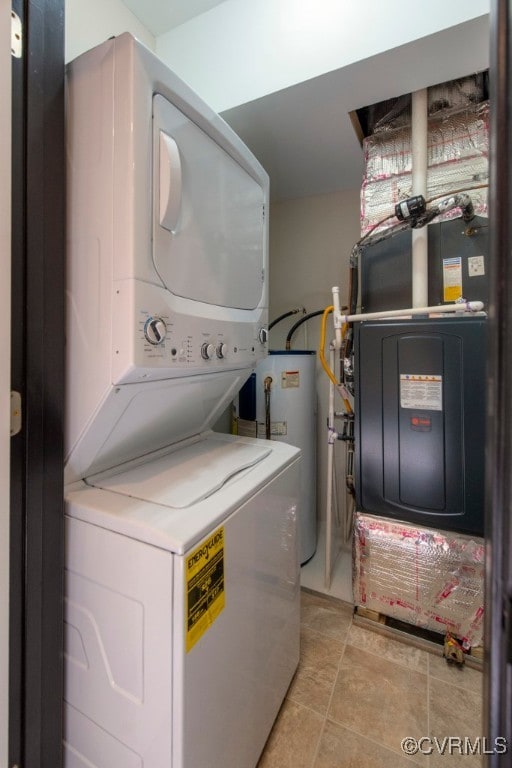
[
  {"xmin": 411, "ymin": 88, "xmax": 429, "ymax": 307},
  {"xmin": 325, "ymin": 345, "xmax": 336, "ymax": 589},
  {"xmin": 336, "ymin": 300, "xmax": 484, "ymax": 325},
  {"xmin": 331, "ymin": 285, "xmax": 343, "ymax": 348}
]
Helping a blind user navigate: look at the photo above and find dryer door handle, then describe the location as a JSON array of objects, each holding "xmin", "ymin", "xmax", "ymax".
[{"xmin": 159, "ymin": 132, "xmax": 182, "ymax": 233}]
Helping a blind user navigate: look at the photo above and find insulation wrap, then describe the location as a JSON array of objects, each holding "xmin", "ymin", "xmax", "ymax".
[
  {"xmin": 360, "ymin": 102, "xmax": 489, "ymax": 236},
  {"xmin": 353, "ymin": 512, "xmax": 485, "ymax": 648}
]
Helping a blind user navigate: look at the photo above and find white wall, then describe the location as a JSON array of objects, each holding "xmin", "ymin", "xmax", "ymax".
[
  {"xmin": 0, "ymin": 1, "xmax": 10, "ymax": 764},
  {"xmin": 156, "ymin": 0, "xmax": 489, "ymax": 112},
  {"xmin": 65, "ymin": 0, "xmax": 155, "ymax": 62},
  {"xmin": 269, "ymin": 189, "xmax": 361, "ymax": 529}
]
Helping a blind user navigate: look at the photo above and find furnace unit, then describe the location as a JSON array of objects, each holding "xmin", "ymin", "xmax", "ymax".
[{"xmin": 354, "ymin": 315, "xmax": 486, "ymax": 536}]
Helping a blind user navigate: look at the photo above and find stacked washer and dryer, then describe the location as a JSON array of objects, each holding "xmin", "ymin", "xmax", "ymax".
[{"xmin": 64, "ymin": 34, "xmax": 301, "ymax": 768}]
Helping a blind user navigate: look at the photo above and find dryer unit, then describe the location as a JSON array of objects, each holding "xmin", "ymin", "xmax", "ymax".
[
  {"xmin": 64, "ymin": 34, "xmax": 300, "ymax": 768},
  {"xmin": 65, "ymin": 32, "xmax": 270, "ymax": 485}
]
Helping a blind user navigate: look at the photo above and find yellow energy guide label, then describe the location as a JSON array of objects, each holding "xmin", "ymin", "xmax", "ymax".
[{"xmin": 186, "ymin": 526, "xmax": 225, "ymax": 652}]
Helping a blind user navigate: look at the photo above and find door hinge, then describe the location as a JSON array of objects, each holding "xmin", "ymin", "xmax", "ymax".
[
  {"xmin": 11, "ymin": 10, "xmax": 22, "ymax": 58},
  {"xmin": 10, "ymin": 391, "xmax": 21, "ymax": 436}
]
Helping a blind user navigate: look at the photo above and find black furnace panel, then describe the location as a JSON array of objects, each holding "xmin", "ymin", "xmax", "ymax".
[
  {"xmin": 360, "ymin": 216, "xmax": 489, "ymax": 313},
  {"xmin": 354, "ymin": 316, "xmax": 486, "ymax": 535}
]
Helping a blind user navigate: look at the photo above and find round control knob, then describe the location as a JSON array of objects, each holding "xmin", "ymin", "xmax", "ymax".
[
  {"xmin": 144, "ymin": 317, "xmax": 167, "ymax": 345},
  {"xmin": 201, "ymin": 342, "xmax": 216, "ymax": 360},
  {"xmin": 216, "ymin": 343, "xmax": 228, "ymax": 359},
  {"xmin": 258, "ymin": 327, "xmax": 268, "ymax": 344}
]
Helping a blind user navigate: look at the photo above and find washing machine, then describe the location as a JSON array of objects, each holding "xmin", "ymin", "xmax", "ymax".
[
  {"xmin": 65, "ymin": 432, "xmax": 300, "ymax": 768},
  {"xmin": 64, "ymin": 34, "xmax": 300, "ymax": 768}
]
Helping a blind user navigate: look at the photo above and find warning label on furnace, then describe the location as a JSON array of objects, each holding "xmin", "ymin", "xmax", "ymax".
[
  {"xmin": 186, "ymin": 526, "xmax": 225, "ymax": 652},
  {"xmin": 443, "ymin": 256, "xmax": 462, "ymax": 302},
  {"xmin": 400, "ymin": 374, "xmax": 443, "ymax": 411}
]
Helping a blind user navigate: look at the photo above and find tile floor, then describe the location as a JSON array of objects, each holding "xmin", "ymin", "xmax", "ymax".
[{"xmin": 257, "ymin": 590, "xmax": 483, "ymax": 768}]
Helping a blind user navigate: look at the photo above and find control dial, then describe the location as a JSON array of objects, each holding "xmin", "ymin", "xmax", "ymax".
[
  {"xmin": 201, "ymin": 342, "xmax": 216, "ymax": 360},
  {"xmin": 216, "ymin": 343, "xmax": 228, "ymax": 359},
  {"xmin": 144, "ymin": 317, "xmax": 167, "ymax": 345}
]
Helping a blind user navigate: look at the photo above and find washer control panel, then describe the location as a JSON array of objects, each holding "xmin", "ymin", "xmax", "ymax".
[
  {"xmin": 111, "ymin": 280, "xmax": 268, "ymax": 384},
  {"xmin": 144, "ymin": 316, "xmax": 167, "ymax": 345},
  {"xmin": 201, "ymin": 342, "xmax": 216, "ymax": 360}
]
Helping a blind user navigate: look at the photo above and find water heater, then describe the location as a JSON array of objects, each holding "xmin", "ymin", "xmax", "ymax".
[
  {"xmin": 238, "ymin": 351, "xmax": 317, "ymax": 563},
  {"xmin": 354, "ymin": 315, "xmax": 486, "ymax": 535}
]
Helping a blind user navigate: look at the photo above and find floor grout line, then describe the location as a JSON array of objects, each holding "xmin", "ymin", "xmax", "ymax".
[
  {"xmin": 309, "ymin": 717, "xmax": 328, "ymax": 768},
  {"xmin": 344, "ymin": 630, "xmax": 431, "ymax": 675},
  {"xmin": 323, "ymin": 715, "xmax": 427, "ymax": 766},
  {"xmin": 256, "ymin": 595, "xmax": 484, "ymax": 768},
  {"xmin": 317, "ymin": 613, "xmax": 429, "ymax": 767},
  {"xmin": 308, "ymin": 628, "xmax": 349, "ymax": 768},
  {"xmin": 325, "ymin": 621, "xmax": 426, "ymax": 764}
]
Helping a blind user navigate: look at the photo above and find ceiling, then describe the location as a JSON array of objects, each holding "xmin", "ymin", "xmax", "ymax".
[
  {"xmin": 122, "ymin": 0, "xmax": 227, "ymax": 35},
  {"xmin": 119, "ymin": 3, "xmax": 489, "ymax": 201},
  {"xmin": 221, "ymin": 16, "xmax": 490, "ymax": 201}
]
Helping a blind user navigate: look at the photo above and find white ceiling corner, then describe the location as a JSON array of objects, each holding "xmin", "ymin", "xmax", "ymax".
[
  {"xmin": 122, "ymin": 0, "xmax": 227, "ymax": 36},
  {"xmin": 117, "ymin": 3, "xmax": 489, "ymax": 201}
]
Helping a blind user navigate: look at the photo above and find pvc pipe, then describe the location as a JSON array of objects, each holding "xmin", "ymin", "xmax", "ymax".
[
  {"xmin": 411, "ymin": 88, "xmax": 429, "ymax": 307},
  {"xmin": 337, "ymin": 300, "xmax": 484, "ymax": 325},
  {"xmin": 331, "ymin": 286, "xmax": 343, "ymax": 348},
  {"xmin": 325, "ymin": 345, "xmax": 336, "ymax": 589}
]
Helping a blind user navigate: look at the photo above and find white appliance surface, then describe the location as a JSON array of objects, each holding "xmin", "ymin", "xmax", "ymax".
[
  {"xmin": 256, "ymin": 352, "xmax": 318, "ymax": 563},
  {"xmin": 64, "ymin": 433, "xmax": 301, "ymax": 768},
  {"xmin": 153, "ymin": 93, "xmax": 264, "ymax": 310},
  {"xmin": 64, "ymin": 32, "xmax": 300, "ymax": 768},
  {"xmin": 65, "ymin": 33, "xmax": 269, "ymax": 484},
  {"xmin": 90, "ymin": 433, "xmax": 272, "ymax": 508},
  {"xmin": 68, "ymin": 432, "xmax": 296, "ymax": 555}
]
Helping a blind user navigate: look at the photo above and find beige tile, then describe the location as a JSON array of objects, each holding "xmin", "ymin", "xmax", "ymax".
[
  {"xmin": 328, "ymin": 644, "xmax": 428, "ymax": 761},
  {"xmin": 300, "ymin": 591, "xmax": 353, "ymax": 642},
  {"xmin": 428, "ymin": 653, "xmax": 483, "ymax": 695},
  {"xmin": 287, "ymin": 627, "xmax": 345, "ymax": 715},
  {"xmin": 314, "ymin": 720, "xmax": 424, "ymax": 768},
  {"xmin": 298, "ymin": 625, "xmax": 346, "ymax": 666},
  {"xmin": 257, "ymin": 698, "xmax": 324, "ymax": 768},
  {"xmin": 300, "ymin": 589, "xmax": 354, "ymax": 615},
  {"xmin": 347, "ymin": 624, "xmax": 429, "ymax": 673},
  {"xmin": 429, "ymin": 677, "xmax": 483, "ymax": 768}
]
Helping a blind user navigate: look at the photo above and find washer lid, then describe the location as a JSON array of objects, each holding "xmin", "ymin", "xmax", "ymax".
[{"xmin": 87, "ymin": 436, "xmax": 271, "ymax": 509}]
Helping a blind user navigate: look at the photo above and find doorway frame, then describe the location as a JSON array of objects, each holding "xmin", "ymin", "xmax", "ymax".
[{"xmin": 9, "ymin": 1, "xmax": 65, "ymax": 766}]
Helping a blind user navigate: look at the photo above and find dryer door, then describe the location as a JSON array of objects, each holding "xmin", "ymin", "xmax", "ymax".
[{"xmin": 152, "ymin": 94, "xmax": 265, "ymax": 311}]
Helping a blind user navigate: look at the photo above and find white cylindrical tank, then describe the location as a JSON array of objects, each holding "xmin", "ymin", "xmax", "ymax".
[{"xmin": 255, "ymin": 351, "xmax": 317, "ymax": 564}]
